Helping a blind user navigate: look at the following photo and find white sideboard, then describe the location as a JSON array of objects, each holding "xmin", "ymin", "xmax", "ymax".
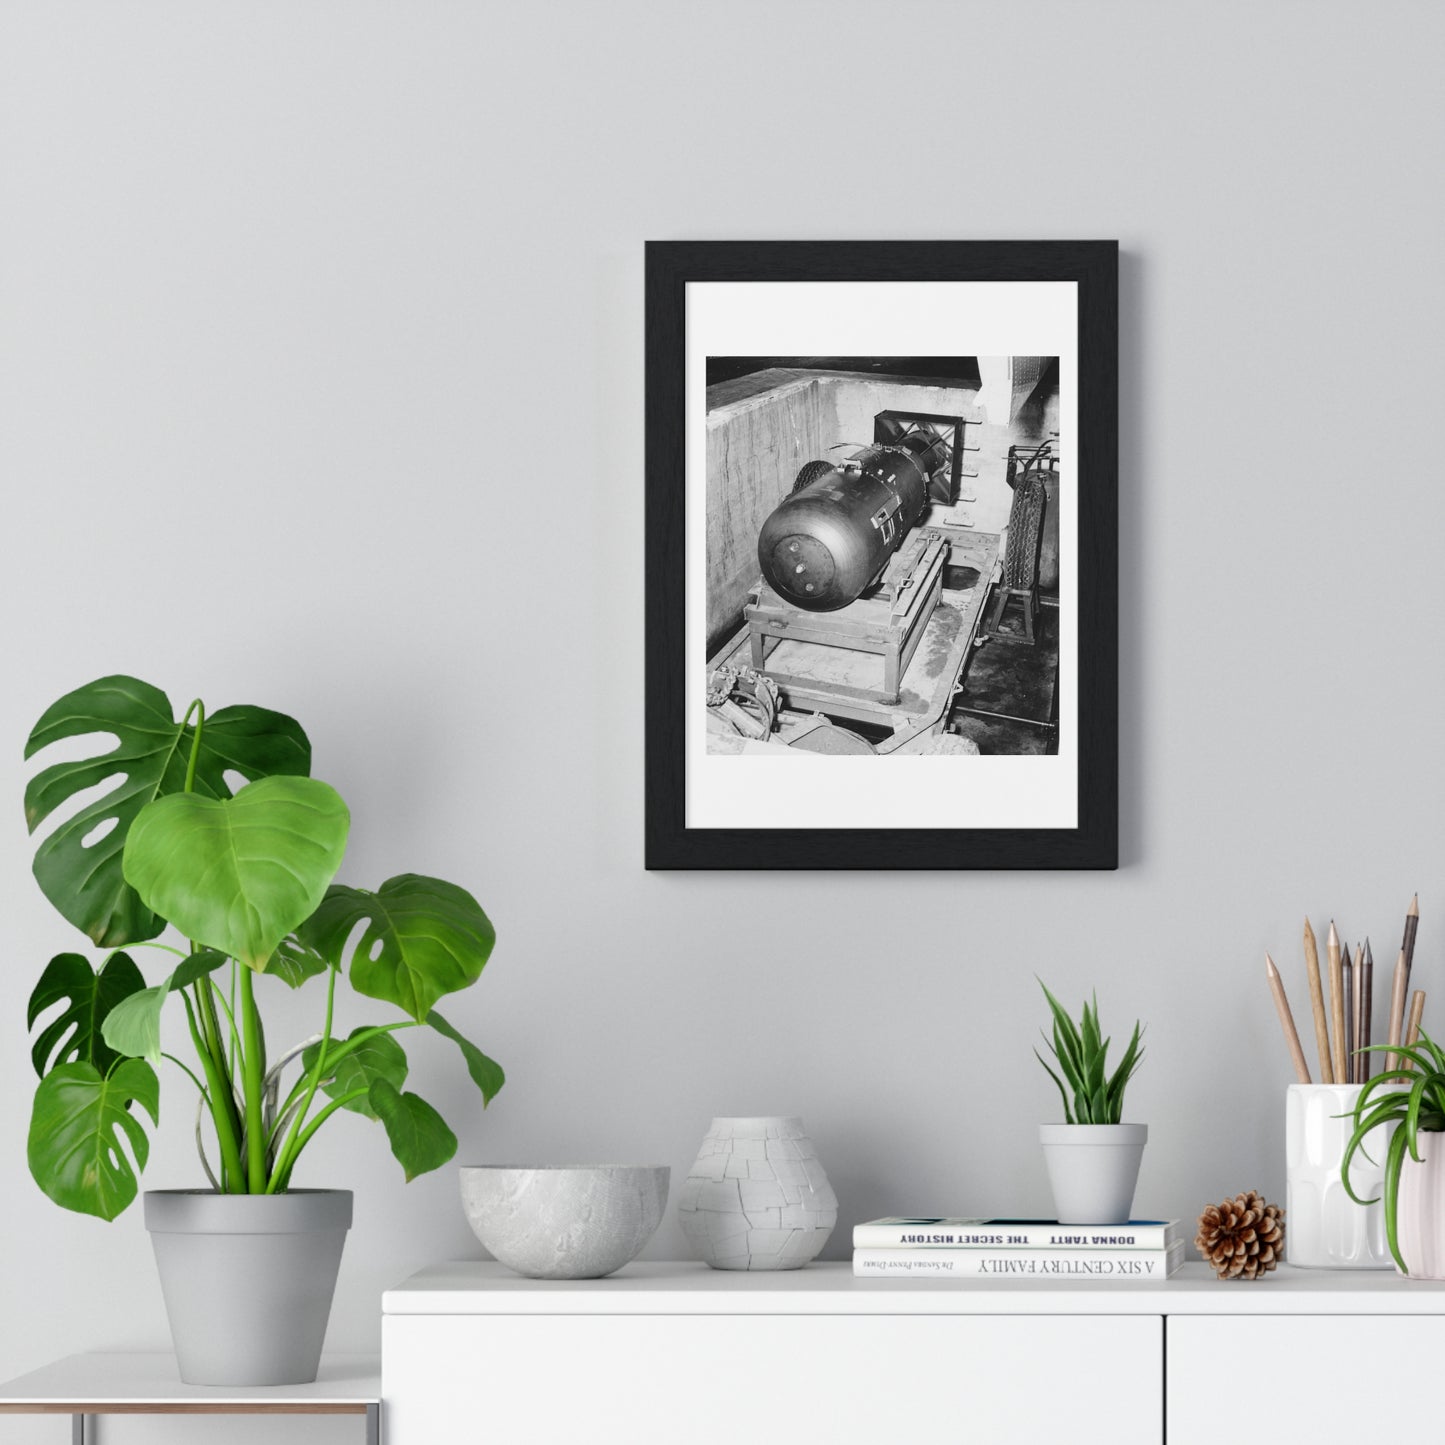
[{"xmin": 383, "ymin": 1261, "xmax": 1445, "ymax": 1444}]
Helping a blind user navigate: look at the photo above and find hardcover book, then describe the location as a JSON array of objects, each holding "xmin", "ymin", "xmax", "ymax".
[
  {"xmin": 853, "ymin": 1240, "xmax": 1186, "ymax": 1279},
  {"xmin": 852, "ymin": 1217, "xmax": 1182, "ymax": 1250}
]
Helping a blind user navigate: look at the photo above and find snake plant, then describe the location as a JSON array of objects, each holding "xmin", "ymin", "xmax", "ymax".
[
  {"xmin": 1342, "ymin": 1030, "xmax": 1445, "ymax": 1273},
  {"xmin": 1034, "ymin": 980, "xmax": 1145, "ymax": 1125}
]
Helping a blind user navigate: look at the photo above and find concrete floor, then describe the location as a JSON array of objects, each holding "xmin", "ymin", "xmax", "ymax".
[{"xmin": 950, "ymin": 602, "xmax": 1060, "ymax": 756}]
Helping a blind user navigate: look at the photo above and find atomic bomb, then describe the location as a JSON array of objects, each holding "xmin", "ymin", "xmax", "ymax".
[{"xmin": 756, "ymin": 427, "xmax": 951, "ymax": 612}]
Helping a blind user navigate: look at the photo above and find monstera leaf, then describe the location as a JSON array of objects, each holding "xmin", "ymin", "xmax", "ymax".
[
  {"xmin": 100, "ymin": 951, "xmax": 228, "ymax": 1066},
  {"xmin": 368, "ymin": 1078, "xmax": 457, "ymax": 1181},
  {"xmin": 302, "ymin": 1027, "xmax": 409, "ymax": 1120},
  {"xmin": 122, "ymin": 777, "xmax": 350, "ymax": 970},
  {"xmin": 427, "ymin": 1010, "xmax": 504, "ymax": 1105},
  {"xmin": 25, "ymin": 676, "xmax": 310, "ymax": 947},
  {"xmin": 27, "ymin": 951, "xmax": 146, "ymax": 1078},
  {"xmin": 267, "ymin": 934, "xmax": 333, "ymax": 989},
  {"xmin": 28, "ymin": 1058, "xmax": 159, "ymax": 1220},
  {"xmin": 298, "ymin": 874, "xmax": 496, "ymax": 1023}
]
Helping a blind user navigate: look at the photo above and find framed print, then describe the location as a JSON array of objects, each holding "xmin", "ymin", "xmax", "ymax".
[{"xmin": 645, "ymin": 241, "xmax": 1117, "ymax": 869}]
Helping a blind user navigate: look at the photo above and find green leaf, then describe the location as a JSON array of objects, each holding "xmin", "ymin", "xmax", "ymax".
[
  {"xmin": 100, "ymin": 981, "xmax": 170, "ymax": 1066},
  {"xmin": 267, "ymin": 935, "xmax": 332, "ymax": 989},
  {"xmin": 27, "ymin": 1059, "xmax": 159, "ymax": 1220},
  {"xmin": 1383, "ymin": 1123, "xmax": 1411, "ymax": 1273},
  {"xmin": 368, "ymin": 1078, "xmax": 457, "ymax": 1181},
  {"xmin": 300, "ymin": 874, "xmax": 495, "ymax": 1023},
  {"xmin": 171, "ymin": 949, "xmax": 229, "ymax": 992},
  {"xmin": 99, "ymin": 953, "xmax": 228, "ymax": 1066},
  {"xmin": 1039, "ymin": 982, "xmax": 1083, "ymax": 1066},
  {"xmin": 27, "ymin": 951, "xmax": 145, "ymax": 1078},
  {"xmin": 1034, "ymin": 1047, "xmax": 1075, "ymax": 1124},
  {"xmin": 122, "ymin": 776, "xmax": 350, "ymax": 970},
  {"xmin": 427, "ymin": 1010, "xmax": 505, "ymax": 1105},
  {"xmin": 24, "ymin": 676, "xmax": 310, "ymax": 948},
  {"xmin": 1407, "ymin": 1075, "xmax": 1431, "ymax": 1162},
  {"xmin": 302, "ymin": 1028, "xmax": 409, "ymax": 1121}
]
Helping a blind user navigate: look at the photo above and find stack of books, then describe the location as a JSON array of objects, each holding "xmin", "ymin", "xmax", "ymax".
[{"xmin": 852, "ymin": 1217, "xmax": 1186, "ymax": 1278}]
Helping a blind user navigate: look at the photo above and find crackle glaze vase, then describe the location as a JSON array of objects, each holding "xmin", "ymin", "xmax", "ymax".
[{"xmin": 677, "ymin": 1116, "xmax": 837, "ymax": 1270}]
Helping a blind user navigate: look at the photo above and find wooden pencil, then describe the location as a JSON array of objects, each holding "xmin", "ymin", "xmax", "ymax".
[
  {"xmin": 1304, "ymin": 918, "xmax": 1333, "ymax": 1083},
  {"xmin": 1327, "ymin": 920, "xmax": 1347, "ymax": 1084},
  {"xmin": 1342, "ymin": 944, "xmax": 1354, "ymax": 1084},
  {"xmin": 1386, "ymin": 949, "xmax": 1408, "ymax": 1074},
  {"xmin": 1266, "ymin": 953, "xmax": 1312, "ymax": 1084},
  {"xmin": 1360, "ymin": 938, "xmax": 1374, "ymax": 1083},
  {"xmin": 1401, "ymin": 990, "xmax": 1427, "ymax": 1073},
  {"xmin": 1401, "ymin": 893, "xmax": 1420, "ymax": 1009}
]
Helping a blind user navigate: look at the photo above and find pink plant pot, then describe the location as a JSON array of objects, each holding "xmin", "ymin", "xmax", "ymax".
[{"xmin": 1397, "ymin": 1128, "xmax": 1445, "ymax": 1279}]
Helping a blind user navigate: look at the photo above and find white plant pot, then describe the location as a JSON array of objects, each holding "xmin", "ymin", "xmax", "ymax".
[
  {"xmin": 1039, "ymin": 1123, "xmax": 1146, "ymax": 1224},
  {"xmin": 1396, "ymin": 1128, "xmax": 1445, "ymax": 1279},
  {"xmin": 1285, "ymin": 1083, "xmax": 1394, "ymax": 1269}
]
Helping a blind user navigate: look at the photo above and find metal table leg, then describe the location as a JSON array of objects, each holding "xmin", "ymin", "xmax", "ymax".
[{"xmin": 72, "ymin": 1413, "xmax": 85, "ymax": 1445}]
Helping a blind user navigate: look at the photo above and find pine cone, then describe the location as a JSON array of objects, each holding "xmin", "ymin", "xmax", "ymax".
[{"xmin": 1195, "ymin": 1189, "xmax": 1285, "ymax": 1280}]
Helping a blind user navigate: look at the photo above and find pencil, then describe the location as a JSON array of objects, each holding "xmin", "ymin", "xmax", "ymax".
[
  {"xmin": 1360, "ymin": 939, "xmax": 1374, "ymax": 1083},
  {"xmin": 1304, "ymin": 918, "xmax": 1333, "ymax": 1083},
  {"xmin": 1342, "ymin": 944, "xmax": 1354, "ymax": 1084},
  {"xmin": 1386, "ymin": 949, "xmax": 1408, "ymax": 1074},
  {"xmin": 1402, "ymin": 894, "xmax": 1420, "ymax": 1009},
  {"xmin": 1328, "ymin": 921, "xmax": 1347, "ymax": 1083},
  {"xmin": 1401, "ymin": 990, "xmax": 1427, "ymax": 1073},
  {"xmin": 1266, "ymin": 953, "xmax": 1312, "ymax": 1084}
]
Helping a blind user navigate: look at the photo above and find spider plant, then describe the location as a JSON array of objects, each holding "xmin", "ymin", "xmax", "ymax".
[
  {"xmin": 1341, "ymin": 1030, "xmax": 1445, "ymax": 1274},
  {"xmin": 1034, "ymin": 980, "xmax": 1145, "ymax": 1125}
]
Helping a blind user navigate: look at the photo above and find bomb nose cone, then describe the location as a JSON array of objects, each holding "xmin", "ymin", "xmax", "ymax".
[{"xmin": 760, "ymin": 529, "xmax": 839, "ymax": 607}]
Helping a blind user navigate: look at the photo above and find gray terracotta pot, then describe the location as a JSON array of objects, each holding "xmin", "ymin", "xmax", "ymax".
[
  {"xmin": 1039, "ymin": 1123, "xmax": 1147, "ymax": 1224},
  {"xmin": 144, "ymin": 1189, "xmax": 351, "ymax": 1385}
]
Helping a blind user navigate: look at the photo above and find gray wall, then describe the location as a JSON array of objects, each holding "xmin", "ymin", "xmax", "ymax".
[{"xmin": 1, "ymin": 1, "xmax": 1442, "ymax": 1438}]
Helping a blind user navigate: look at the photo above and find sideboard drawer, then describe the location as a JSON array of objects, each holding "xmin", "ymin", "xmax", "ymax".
[
  {"xmin": 1168, "ymin": 1315, "xmax": 1440, "ymax": 1442},
  {"xmin": 385, "ymin": 1313, "xmax": 1161, "ymax": 1444}
]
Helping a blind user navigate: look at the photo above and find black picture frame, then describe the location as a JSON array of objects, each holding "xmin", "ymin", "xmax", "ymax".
[{"xmin": 645, "ymin": 240, "xmax": 1118, "ymax": 870}]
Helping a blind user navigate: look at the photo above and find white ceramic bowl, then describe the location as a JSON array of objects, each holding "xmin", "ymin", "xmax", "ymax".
[{"xmin": 460, "ymin": 1165, "xmax": 670, "ymax": 1280}]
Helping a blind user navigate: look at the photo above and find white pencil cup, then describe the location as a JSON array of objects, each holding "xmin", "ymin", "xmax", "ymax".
[{"xmin": 1285, "ymin": 1083, "xmax": 1395, "ymax": 1269}]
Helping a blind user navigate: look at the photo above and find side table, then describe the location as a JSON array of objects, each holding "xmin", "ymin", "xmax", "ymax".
[{"xmin": 0, "ymin": 1352, "xmax": 380, "ymax": 1443}]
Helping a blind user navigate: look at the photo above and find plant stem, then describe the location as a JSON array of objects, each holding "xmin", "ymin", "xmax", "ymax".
[
  {"xmin": 267, "ymin": 963, "xmax": 339, "ymax": 1192},
  {"xmin": 272, "ymin": 1087, "xmax": 371, "ymax": 1191},
  {"xmin": 237, "ymin": 966, "xmax": 268, "ymax": 1192},
  {"xmin": 181, "ymin": 699, "xmax": 206, "ymax": 793},
  {"xmin": 208, "ymin": 976, "xmax": 242, "ymax": 1060},
  {"xmin": 161, "ymin": 1052, "xmax": 210, "ymax": 1100},
  {"xmin": 115, "ymin": 941, "xmax": 189, "ymax": 960},
  {"xmin": 180, "ymin": 989, "xmax": 244, "ymax": 1191},
  {"xmin": 194, "ymin": 981, "xmax": 242, "ymax": 1161}
]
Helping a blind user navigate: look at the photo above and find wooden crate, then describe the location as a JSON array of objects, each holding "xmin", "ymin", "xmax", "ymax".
[{"xmin": 744, "ymin": 532, "xmax": 949, "ymax": 707}]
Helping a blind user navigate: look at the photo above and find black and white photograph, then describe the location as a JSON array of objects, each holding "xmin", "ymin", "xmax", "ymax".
[
  {"xmin": 646, "ymin": 243, "xmax": 1118, "ymax": 868},
  {"xmin": 703, "ymin": 354, "xmax": 1061, "ymax": 760}
]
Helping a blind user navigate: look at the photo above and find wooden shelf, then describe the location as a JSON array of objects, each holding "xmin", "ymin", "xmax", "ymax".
[{"xmin": 0, "ymin": 1351, "xmax": 379, "ymax": 1415}]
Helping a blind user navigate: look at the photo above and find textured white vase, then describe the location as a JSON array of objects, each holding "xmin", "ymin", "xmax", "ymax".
[
  {"xmin": 1395, "ymin": 1128, "xmax": 1445, "ymax": 1278},
  {"xmin": 1286, "ymin": 1083, "xmax": 1393, "ymax": 1269},
  {"xmin": 677, "ymin": 1117, "xmax": 837, "ymax": 1270},
  {"xmin": 1039, "ymin": 1123, "xmax": 1147, "ymax": 1224}
]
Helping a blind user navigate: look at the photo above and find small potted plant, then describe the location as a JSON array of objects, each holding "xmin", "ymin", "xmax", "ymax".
[
  {"xmin": 1034, "ymin": 982, "xmax": 1146, "ymax": 1224},
  {"xmin": 1342, "ymin": 1030, "xmax": 1445, "ymax": 1277},
  {"xmin": 22, "ymin": 676, "xmax": 505, "ymax": 1385}
]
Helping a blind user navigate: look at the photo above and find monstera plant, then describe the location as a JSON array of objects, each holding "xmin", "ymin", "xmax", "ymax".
[{"xmin": 23, "ymin": 675, "xmax": 503, "ymax": 1220}]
